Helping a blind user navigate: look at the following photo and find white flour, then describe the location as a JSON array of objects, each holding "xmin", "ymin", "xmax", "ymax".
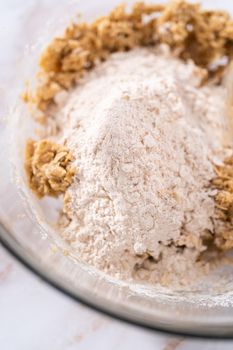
[{"xmin": 52, "ymin": 47, "xmax": 226, "ymax": 287}]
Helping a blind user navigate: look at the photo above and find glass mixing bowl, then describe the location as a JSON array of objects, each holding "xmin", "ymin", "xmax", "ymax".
[{"xmin": 1, "ymin": 0, "xmax": 233, "ymax": 338}]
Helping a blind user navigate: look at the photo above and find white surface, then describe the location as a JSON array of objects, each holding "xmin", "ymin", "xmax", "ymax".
[
  {"xmin": 1, "ymin": 0, "xmax": 233, "ymax": 348},
  {"xmin": 1, "ymin": 243, "xmax": 233, "ymax": 350}
]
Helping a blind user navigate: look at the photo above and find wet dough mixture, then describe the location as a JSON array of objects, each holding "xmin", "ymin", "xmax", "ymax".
[{"xmin": 24, "ymin": 1, "xmax": 233, "ymax": 287}]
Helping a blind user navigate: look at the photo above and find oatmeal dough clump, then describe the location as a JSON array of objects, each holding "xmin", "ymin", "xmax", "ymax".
[
  {"xmin": 23, "ymin": 1, "xmax": 233, "ymax": 115},
  {"xmin": 25, "ymin": 139, "xmax": 74, "ymax": 198},
  {"xmin": 212, "ymin": 157, "xmax": 233, "ymax": 251}
]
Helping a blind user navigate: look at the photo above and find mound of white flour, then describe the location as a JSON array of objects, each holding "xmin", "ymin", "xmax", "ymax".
[{"xmin": 53, "ymin": 48, "xmax": 225, "ymax": 287}]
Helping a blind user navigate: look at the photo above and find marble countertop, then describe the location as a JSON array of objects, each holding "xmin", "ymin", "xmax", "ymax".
[
  {"xmin": 1, "ymin": 243, "xmax": 233, "ymax": 350},
  {"xmin": 1, "ymin": 0, "xmax": 233, "ymax": 349}
]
